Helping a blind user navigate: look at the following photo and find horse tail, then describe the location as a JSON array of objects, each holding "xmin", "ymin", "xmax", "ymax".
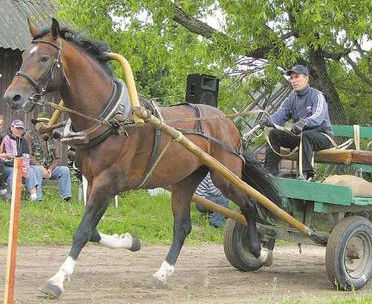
[{"xmin": 241, "ymin": 151, "xmax": 283, "ymax": 219}]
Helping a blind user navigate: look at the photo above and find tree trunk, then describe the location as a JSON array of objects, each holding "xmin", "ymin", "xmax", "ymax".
[{"xmin": 308, "ymin": 49, "xmax": 347, "ymax": 124}]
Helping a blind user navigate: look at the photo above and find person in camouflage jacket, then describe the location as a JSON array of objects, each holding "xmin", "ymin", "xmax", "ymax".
[{"xmin": 27, "ymin": 112, "xmax": 72, "ymax": 201}]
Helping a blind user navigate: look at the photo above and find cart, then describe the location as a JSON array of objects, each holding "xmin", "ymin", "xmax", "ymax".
[
  {"xmin": 98, "ymin": 54, "xmax": 372, "ymax": 291},
  {"xmin": 222, "ymin": 124, "xmax": 372, "ymax": 290}
]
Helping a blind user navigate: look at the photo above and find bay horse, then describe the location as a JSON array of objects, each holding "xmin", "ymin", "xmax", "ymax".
[{"xmin": 4, "ymin": 18, "xmax": 282, "ymax": 298}]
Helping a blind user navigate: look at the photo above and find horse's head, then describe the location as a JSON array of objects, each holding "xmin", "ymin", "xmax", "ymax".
[{"xmin": 4, "ymin": 18, "xmax": 64, "ymax": 111}]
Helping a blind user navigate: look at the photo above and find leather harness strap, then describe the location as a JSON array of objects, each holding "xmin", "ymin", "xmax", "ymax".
[
  {"xmin": 140, "ymin": 100, "xmax": 163, "ymax": 186},
  {"xmin": 63, "ymin": 93, "xmax": 244, "ymax": 186},
  {"xmin": 138, "ymin": 102, "xmax": 245, "ymax": 189},
  {"xmin": 62, "ymin": 79, "xmax": 131, "ymax": 149},
  {"xmin": 175, "ymin": 103, "xmax": 243, "ymax": 160}
]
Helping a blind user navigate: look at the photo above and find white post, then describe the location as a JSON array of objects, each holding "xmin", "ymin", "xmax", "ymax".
[{"xmin": 82, "ymin": 175, "xmax": 118, "ymax": 207}]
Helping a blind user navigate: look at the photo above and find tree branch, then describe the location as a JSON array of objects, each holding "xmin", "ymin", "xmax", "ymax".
[
  {"xmin": 353, "ymin": 40, "xmax": 366, "ymax": 55},
  {"xmin": 344, "ymin": 55, "xmax": 372, "ymax": 88},
  {"xmin": 170, "ymin": 3, "xmax": 274, "ymax": 60},
  {"xmin": 335, "ymin": 83, "xmax": 372, "ymax": 94},
  {"xmin": 171, "ymin": 4, "xmax": 224, "ymax": 39},
  {"xmin": 281, "ymin": 31, "xmax": 295, "ymax": 40},
  {"xmin": 322, "ymin": 48, "xmax": 351, "ymax": 60}
]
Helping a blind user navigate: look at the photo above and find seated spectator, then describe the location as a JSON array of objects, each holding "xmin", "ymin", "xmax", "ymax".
[
  {"xmin": 0, "ymin": 145, "xmax": 12, "ymax": 201},
  {"xmin": 28, "ymin": 112, "xmax": 72, "ymax": 201},
  {"xmin": 195, "ymin": 172, "xmax": 229, "ymax": 228},
  {"xmin": 1, "ymin": 120, "xmax": 39, "ymax": 201},
  {"xmin": 0, "ymin": 118, "xmax": 12, "ymax": 200}
]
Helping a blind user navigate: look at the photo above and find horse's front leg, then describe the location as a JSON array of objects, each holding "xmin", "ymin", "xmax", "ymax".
[
  {"xmin": 83, "ymin": 175, "xmax": 141, "ymax": 250},
  {"xmin": 90, "ymin": 228, "xmax": 141, "ymax": 251},
  {"xmin": 40, "ymin": 183, "xmax": 112, "ymax": 299}
]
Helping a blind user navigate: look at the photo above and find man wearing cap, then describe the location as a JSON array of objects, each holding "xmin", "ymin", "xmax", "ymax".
[
  {"xmin": 0, "ymin": 124, "xmax": 13, "ymax": 200},
  {"xmin": 1, "ymin": 119, "xmax": 39, "ymax": 200},
  {"xmin": 28, "ymin": 112, "xmax": 72, "ymax": 201},
  {"xmin": 262, "ymin": 64, "xmax": 333, "ymax": 180}
]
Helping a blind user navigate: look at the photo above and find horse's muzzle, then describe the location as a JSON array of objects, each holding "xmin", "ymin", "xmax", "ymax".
[{"xmin": 3, "ymin": 90, "xmax": 34, "ymax": 111}]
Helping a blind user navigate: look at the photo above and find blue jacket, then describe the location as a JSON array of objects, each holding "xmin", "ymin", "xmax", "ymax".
[{"xmin": 271, "ymin": 85, "xmax": 333, "ymax": 135}]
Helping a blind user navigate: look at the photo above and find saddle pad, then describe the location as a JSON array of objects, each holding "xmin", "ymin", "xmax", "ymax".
[{"xmin": 323, "ymin": 175, "xmax": 372, "ymax": 198}]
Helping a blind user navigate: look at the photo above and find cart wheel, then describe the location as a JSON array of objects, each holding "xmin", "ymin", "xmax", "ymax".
[
  {"xmin": 224, "ymin": 215, "xmax": 273, "ymax": 271},
  {"xmin": 325, "ymin": 215, "xmax": 372, "ymax": 291}
]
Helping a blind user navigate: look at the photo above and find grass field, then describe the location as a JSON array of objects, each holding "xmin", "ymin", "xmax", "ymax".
[
  {"xmin": 281, "ymin": 297, "xmax": 372, "ymax": 304},
  {"xmin": 0, "ymin": 184, "xmax": 224, "ymax": 245}
]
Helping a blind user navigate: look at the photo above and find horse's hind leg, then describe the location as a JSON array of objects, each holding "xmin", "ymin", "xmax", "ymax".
[
  {"xmin": 239, "ymin": 196, "xmax": 272, "ymax": 265},
  {"xmin": 152, "ymin": 168, "xmax": 207, "ymax": 285},
  {"xmin": 40, "ymin": 181, "xmax": 113, "ymax": 299},
  {"xmin": 211, "ymin": 173, "xmax": 272, "ymax": 265}
]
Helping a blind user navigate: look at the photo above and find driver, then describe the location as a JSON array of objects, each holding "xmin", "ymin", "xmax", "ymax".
[{"xmin": 262, "ymin": 64, "xmax": 333, "ymax": 180}]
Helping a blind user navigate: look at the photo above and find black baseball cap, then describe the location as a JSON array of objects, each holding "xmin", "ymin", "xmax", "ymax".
[{"xmin": 286, "ymin": 64, "xmax": 309, "ymax": 76}]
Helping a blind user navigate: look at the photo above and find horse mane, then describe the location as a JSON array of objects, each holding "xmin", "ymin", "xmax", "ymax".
[{"xmin": 33, "ymin": 26, "xmax": 114, "ymax": 77}]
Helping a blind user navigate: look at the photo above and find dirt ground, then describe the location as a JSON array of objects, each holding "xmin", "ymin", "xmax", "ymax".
[{"xmin": 1, "ymin": 244, "xmax": 371, "ymax": 304}]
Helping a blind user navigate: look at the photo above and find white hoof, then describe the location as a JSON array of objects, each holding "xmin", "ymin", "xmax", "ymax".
[
  {"xmin": 257, "ymin": 248, "xmax": 273, "ymax": 266},
  {"xmin": 152, "ymin": 261, "xmax": 174, "ymax": 285},
  {"xmin": 99, "ymin": 232, "xmax": 141, "ymax": 251}
]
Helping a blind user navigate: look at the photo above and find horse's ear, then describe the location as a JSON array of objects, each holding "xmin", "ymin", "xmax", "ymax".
[
  {"xmin": 51, "ymin": 18, "xmax": 60, "ymax": 40},
  {"xmin": 27, "ymin": 18, "xmax": 38, "ymax": 38}
]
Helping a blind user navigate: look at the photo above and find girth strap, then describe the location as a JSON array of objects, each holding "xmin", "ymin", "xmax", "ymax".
[{"xmin": 137, "ymin": 100, "xmax": 163, "ymax": 188}]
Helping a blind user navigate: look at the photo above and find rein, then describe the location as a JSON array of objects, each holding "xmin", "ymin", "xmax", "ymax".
[
  {"xmin": 38, "ymin": 99, "xmax": 111, "ymax": 126},
  {"xmin": 42, "ymin": 101, "xmax": 269, "ymax": 127}
]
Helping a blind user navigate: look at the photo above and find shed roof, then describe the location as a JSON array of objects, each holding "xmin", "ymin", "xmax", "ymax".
[{"xmin": 0, "ymin": 0, "xmax": 56, "ymax": 51}]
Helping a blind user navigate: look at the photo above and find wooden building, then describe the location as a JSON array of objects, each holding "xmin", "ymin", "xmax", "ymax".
[{"xmin": 0, "ymin": 0, "xmax": 57, "ymax": 133}]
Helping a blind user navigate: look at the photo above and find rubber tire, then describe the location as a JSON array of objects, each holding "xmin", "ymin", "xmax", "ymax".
[
  {"xmin": 223, "ymin": 216, "xmax": 264, "ymax": 272},
  {"xmin": 325, "ymin": 215, "xmax": 372, "ymax": 291}
]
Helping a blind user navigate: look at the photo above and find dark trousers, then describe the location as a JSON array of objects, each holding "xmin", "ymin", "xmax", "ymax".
[{"xmin": 264, "ymin": 129, "xmax": 332, "ymax": 177}]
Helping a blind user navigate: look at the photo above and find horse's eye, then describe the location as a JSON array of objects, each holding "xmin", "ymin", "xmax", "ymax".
[{"xmin": 40, "ymin": 56, "xmax": 49, "ymax": 62}]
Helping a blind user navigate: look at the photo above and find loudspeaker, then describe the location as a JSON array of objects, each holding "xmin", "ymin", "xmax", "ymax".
[{"xmin": 185, "ymin": 74, "xmax": 219, "ymax": 107}]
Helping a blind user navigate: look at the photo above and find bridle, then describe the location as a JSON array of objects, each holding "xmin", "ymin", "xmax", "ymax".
[{"xmin": 15, "ymin": 39, "xmax": 64, "ymax": 108}]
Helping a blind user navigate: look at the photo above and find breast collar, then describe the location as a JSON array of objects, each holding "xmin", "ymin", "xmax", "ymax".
[{"xmin": 62, "ymin": 79, "xmax": 131, "ymax": 149}]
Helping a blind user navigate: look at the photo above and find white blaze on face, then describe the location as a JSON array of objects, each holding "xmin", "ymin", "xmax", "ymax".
[
  {"xmin": 153, "ymin": 261, "xmax": 174, "ymax": 283},
  {"xmin": 29, "ymin": 45, "xmax": 39, "ymax": 55}
]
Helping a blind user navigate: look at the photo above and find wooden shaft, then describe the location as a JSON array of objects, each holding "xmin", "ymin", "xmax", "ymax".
[
  {"xmin": 106, "ymin": 52, "xmax": 144, "ymax": 126},
  {"xmin": 41, "ymin": 100, "xmax": 65, "ymax": 140},
  {"xmin": 134, "ymin": 107, "xmax": 312, "ymax": 237},
  {"xmin": 48, "ymin": 100, "xmax": 64, "ymax": 127},
  {"xmin": 192, "ymin": 195, "xmax": 247, "ymax": 226},
  {"xmin": 4, "ymin": 157, "xmax": 23, "ymax": 304}
]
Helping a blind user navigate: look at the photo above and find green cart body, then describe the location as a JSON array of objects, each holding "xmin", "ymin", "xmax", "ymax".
[{"xmin": 224, "ymin": 125, "xmax": 372, "ymax": 290}]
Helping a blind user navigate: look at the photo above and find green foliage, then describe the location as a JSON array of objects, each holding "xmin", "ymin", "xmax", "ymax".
[
  {"xmin": 329, "ymin": 61, "xmax": 372, "ymax": 124},
  {"xmin": 55, "ymin": 0, "xmax": 371, "ymax": 123},
  {"xmin": 57, "ymin": 0, "xmax": 228, "ymax": 105},
  {"xmin": 0, "ymin": 185, "xmax": 224, "ymax": 245}
]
